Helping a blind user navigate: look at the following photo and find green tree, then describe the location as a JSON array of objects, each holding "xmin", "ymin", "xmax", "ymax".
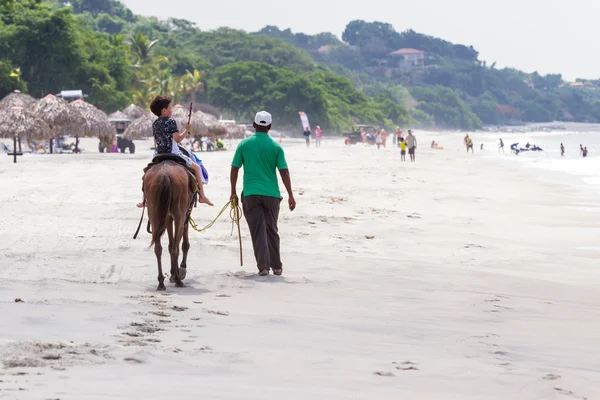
[
  {"xmin": 207, "ymin": 61, "xmax": 329, "ymax": 128},
  {"xmin": 129, "ymin": 33, "xmax": 158, "ymax": 65},
  {"xmin": 0, "ymin": 61, "xmax": 27, "ymax": 97},
  {"xmin": 411, "ymin": 86, "xmax": 481, "ymax": 130}
]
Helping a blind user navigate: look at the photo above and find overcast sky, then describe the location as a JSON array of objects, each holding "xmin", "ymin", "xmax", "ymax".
[{"xmin": 121, "ymin": 0, "xmax": 599, "ymax": 80}]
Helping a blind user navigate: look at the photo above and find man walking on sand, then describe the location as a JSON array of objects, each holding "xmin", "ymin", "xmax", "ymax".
[
  {"xmin": 406, "ymin": 129, "xmax": 417, "ymax": 162},
  {"xmin": 230, "ymin": 111, "xmax": 296, "ymax": 276}
]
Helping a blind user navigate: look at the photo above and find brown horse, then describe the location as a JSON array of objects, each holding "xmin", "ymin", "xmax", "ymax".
[{"xmin": 145, "ymin": 161, "xmax": 195, "ymax": 291}]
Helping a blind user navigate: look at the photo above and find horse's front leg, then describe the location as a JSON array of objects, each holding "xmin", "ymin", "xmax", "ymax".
[{"xmin": 179, "ymin": 222, "xmax": 190, "ymax": 281}]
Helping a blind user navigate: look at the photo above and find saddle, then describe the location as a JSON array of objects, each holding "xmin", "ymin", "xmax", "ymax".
[{"xmin": 142, "ymin": 152, "xmax": 199, "ymax": 195}]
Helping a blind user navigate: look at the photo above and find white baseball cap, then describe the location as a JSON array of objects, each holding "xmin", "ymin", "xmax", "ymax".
[{"xmin": 254, "ymin": 111, "xmax": 272, "ymax": 126}]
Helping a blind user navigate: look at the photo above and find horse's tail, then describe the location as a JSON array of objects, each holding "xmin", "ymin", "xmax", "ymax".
[{"xmin": 150, "ymin": 172, "xmax": 172, "ymax": 248}]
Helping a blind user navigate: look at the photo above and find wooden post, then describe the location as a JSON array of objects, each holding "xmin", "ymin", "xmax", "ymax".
[
  {"xmin": 49, "ymin": 137, "xmax": 53, "ymax": 154},
  {"xmin": 8, "ymin": 134, "xmax": 23, "ymax": 163}
]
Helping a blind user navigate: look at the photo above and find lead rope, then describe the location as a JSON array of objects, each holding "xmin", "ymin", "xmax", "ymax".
[{"xmin": 188, "ymin": 199, "xmax": 243, "ymax": 266}]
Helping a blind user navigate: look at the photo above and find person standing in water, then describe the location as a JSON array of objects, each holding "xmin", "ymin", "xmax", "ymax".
[
  {"xmin": 560, "ymin": 143, "xmax": 565, "ymax": 156},
  {"xmin": 499, "ymin": 138, "xmax": 505, "ymax": 152},
  {"xmin": 583, "ymin": 147, "xmax": 588, "ymax": 158}
]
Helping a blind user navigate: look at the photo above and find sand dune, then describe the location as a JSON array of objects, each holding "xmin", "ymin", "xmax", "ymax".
[{"xmin": 1, "ymin": 135, "xmax": 598, "ymax": 399}]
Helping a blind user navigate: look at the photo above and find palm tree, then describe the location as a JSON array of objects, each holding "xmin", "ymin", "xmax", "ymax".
[
  {"xmin": 129, "ymin": 33, "xmax": 158, "ymax": 65},
  {"xmin": 183, "ymin": 69, "xmax": 206, "ymax": 104},
  {"xmin": 109, "ymin": 34, "xmax": 125, "ymax": 47}
]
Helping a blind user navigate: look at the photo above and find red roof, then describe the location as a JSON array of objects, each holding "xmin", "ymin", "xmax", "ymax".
[{"xmin": 389, "ymin": 48, "xmax": 425, "ymax": 56}]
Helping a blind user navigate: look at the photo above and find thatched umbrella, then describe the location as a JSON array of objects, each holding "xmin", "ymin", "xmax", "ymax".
[
  {"xmin": 32, "ymin": 94, "xmax": 86, "ymax": 153},
  {"xmin": 0, "ymin": 106, "xmax": 53, "ymax": 141},
  {"xmin": 224, "ymin": 124, "xmax": 247, "ymax": 139},
  {"xmin": 122, "ymin": 112, "xmax": 156, "ymax": 140},
  {"xmin": 0, "ymin": 92, "xmax": 39, "ymax": 152},
  {"xmin": 122, "ymin": 104, "xmax": 146, "ymax": 120},
  {"xmin": 193, "ymin": 111, "xmax": 227, "ymax": 137},
  {"xmin": 71, "ymin": 99, "xmax": 115, "ymax": 152},
  {"xmin": 0, "ymin": 90, "xmax": 37, "ymax": 110},
  {"xmin": 108, "ymin": 110, "xmax": 130, "ymax": 121}
]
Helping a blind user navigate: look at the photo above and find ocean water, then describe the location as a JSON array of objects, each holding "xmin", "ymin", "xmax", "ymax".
[{"xmin": 472, "ymin": 124, "xmax": 600, "ymax": 202}]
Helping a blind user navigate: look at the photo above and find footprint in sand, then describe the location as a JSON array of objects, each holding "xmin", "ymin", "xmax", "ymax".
[
  {"xmin": 393, "ymin": 361, "xmax": 420, "ymax": 371},
  {"xmin": 124, "ymin": 357, "xmax": 144, "ymax": 364},
  {"xmin": 373, "ymin": 371, "xmax": 395, "ymax": 377},
  {"xmin": 172, "ymin": 306, "xmax": 188, "ymax": 312},
  {"xmin": 149, "ymin": 311, "xmax": 170, "ymax": 317},
  {"xmin": 543, "ymin": 374, "xmax": 561, "ymax": 381},
  {"xmin": 207, "ymin": 310, "xmax": 229, "ymax": 316},
  {"xmin": 406, "ymin": 213, "xmax": 422, "ymax": 219},
  {"xmin": 553, "ymin": 388, "xmax": 588, "ymax": 399}
]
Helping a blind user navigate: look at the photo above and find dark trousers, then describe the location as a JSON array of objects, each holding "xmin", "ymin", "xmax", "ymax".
[{"xmin": 241, "ymin": 194, "xmax": 282, "ymax": 271}]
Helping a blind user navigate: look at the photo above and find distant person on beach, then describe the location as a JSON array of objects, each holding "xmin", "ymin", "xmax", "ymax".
[
  {"xmin": 395, "ymin": 128, "xmax": 403, "ymax": 147},
  {"xmin": 499, "ymin": 138, "xmax": 504, "ymax": 152},
  {"xmin": 375, "ymin": 131, "xmax": 383, "ymax": 149},
  {"xmin": 381, "ymin": 129, "xmax": 387, "ymax": 148},
  {"xmin": 580, "ymin": 144, "xmax": 584, "ymax": 155},
  {"xmin": 511, "ymin": 143, "xmax": 519, "ymax": 154},
  {"xmin": 561, "ymin": 143, "xmax": 565, "ymax": 156},
  {"xmin": 137, "ymin": 95, "xmax": 212, "ymax": 208},
  {"xmin": 583, "ymin": 147, "xmax": 588, "ymax": 158},
  {"xmin": 400, "ymin": 138, "xmax": 407, "ymax": 161},
  {"xmin": 303, "ymin": 126, "xmax": 311, "ymax": 148},
  {"xmin": 230, "ymin": 111, "xmax": 296, "ymax": 276},
  {"xmin": 480, "ymin": 143, "xmax": 484, "ymax": 150},
  {"xmin": 406, "ymin": 130, "xmax": 417, "ymax": 162},
  {"xmin": 464, "ymin": 135, "xmax": 474, "ymax": 153},
  {"xmin": 314, "ymin": 126, "xmax": 323, "ymax": 147}
]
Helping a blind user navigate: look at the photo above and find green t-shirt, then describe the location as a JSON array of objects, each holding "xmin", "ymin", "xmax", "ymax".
[{"xmin": 231, "ymin": 132, "xmax": 288, "ymax": 198}]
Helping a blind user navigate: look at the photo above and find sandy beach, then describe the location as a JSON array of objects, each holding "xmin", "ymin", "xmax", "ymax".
[{"xmin": 1, "ymin": 134, "xmax": 599, "ymax": 399}]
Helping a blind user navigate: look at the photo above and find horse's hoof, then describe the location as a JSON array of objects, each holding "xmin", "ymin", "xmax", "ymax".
[
  {"xmin": 157, "ymin": 283, "xmax": 166, "ymax": 291},
  {"xmin": 169, "ymin": 275, "xmax": 176, "ymax": 283},
  {"xmin": 175, "ymin": 281, "xmax": 184, "ymax": 288},
  {"xmin": 179, "ymin": 267, "xmax": 187, "ymax": 281}
]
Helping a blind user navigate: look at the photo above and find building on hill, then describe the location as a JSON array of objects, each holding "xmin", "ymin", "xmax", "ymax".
[{"xmin": 388, "ymin": 48, "xmax": 426, "ymax": 70}]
